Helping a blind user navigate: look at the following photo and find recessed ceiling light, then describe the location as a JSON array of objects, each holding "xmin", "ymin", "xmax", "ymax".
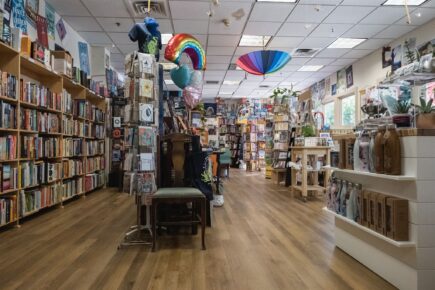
[
  {"xmin": 162, "ymin": 34, "xmax": 173, "ymax": 45},
  {"xmin": 383, "ymin": 0, "xmax": 427, "ymax": 5},
  {"xmin": 164, "ymin": 79, "xmax": 174, "ymax": 85},
  {"xmin": 257, "ymin": 0, "xmax": 298, "ymax": 2},
  {"xmin": 328, "ymin": 38, "xmax": 366, "ymax": 49},
  {"xmin": 298, "ymin": 65, "xmax": 323, "ymax": 72},
  {"xmin": 219, "ymin": 91, "xmax": 234, "ymax": 95},
  {"xmin": 239, "ymin": 35, "xmax": 272, "ymax": 47},
  {"xmin": 415, "ymin": 12, "xmax": 422, "ymax": 17},
  {"xmin": 223, "ymin": 80, "xmax": 241, "ymax": 85}
]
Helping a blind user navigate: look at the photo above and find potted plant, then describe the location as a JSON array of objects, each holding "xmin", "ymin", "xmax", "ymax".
[
  {"xmin": 392, "ymin": 99, "xmax": 412, "ymax": 127},
  {"xmin": 414, "ymin": 97, "xmax": 435, "ymax": 129}
]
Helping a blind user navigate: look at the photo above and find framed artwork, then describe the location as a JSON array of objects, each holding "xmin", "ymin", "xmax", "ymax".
[
  {"xmin": 36, "ymin": 14, "xmax": 48, "ymax": 48},
  {"xmin": 337, "ymin": 68, "xmax": 346, "ymax": 94},
  {"xmin": 45, "ymin": 3, "xmax": 55, "ymax": 40},
  {"xmin": 204, "ymin": 103, "xmax": 217, "ymax": 117},
  {"xmin": 78, "ymin": 41, "xmax": 90, "ymax": 75},
  {"xmin": 418, "ymin": 39, "xmax": 435, "ymax": 57},
  {"xmin": 382, "ymin": 46, "xmax": 392, "ymax": 68},
  {"xmin": 392, "ymin": 44, "xmax": 402, "ymax": 72},
  {"xmin": 56, "ymin": 18, "xmax": 66, "ymax": 41},
  {"xmin": 25, "ymin": 0, "xmax": 38, "ymax": 28},
  {"xmin": 12, "ymin": 0, "xmax": 27, "ymax": 33},
  {"xmin": 346, "ymin": 66, "xmax": 354, "ymax": 88}
]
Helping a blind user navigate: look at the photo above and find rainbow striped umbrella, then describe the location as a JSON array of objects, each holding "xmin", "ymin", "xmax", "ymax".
[{"xmin": 236, "ymin": 50, "xmax": 291, "ymax": 75}]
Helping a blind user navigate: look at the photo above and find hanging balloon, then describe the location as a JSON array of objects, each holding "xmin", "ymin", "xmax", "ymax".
[
  {"xmin": 183, "ymin": 86, "xmax": 202, "ymax": 109},
  {"xmin": 170, "ymin": 64, "xmax": 192, "ymax": 89},
  {"xmin": 165, "ymin": 33, "xmax": 206, "ymax": 70},
  {"xmin": 189, "ymin": 70, "xmax": 203, "ymax": 88}
]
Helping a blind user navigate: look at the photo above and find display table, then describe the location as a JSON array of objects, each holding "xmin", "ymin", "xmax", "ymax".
[
  {"xmin": 326, "ymin": 132, "xmax": 435, "ymax": 290},
  {"xmin": 289, "ymin": 146, "xmax": 331, "ymax": 201},
  {"xmin": 271, "ymin": 168, "xmax": 286, "ymax": 185}
]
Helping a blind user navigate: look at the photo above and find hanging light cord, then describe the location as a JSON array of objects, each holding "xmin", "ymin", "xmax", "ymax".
[{"xmin": 404, "ymin": 0, "xmax": 412, "ymax": 24}]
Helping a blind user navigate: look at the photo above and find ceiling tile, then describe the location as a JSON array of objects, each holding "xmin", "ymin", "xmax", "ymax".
[
  {"xmin": 287, "ymin": 5, "xmax": 336, "ymax": 23},
  {"xmin": 244, "ymin": 21, "xmax": 282, "ymax": 36},
  {"xmin": 361, "ymin": 7, "xmax": 412, "ymax": 24},
  {"xmin": 207, "ymin": 46, "xmax": 236, "ymax": 56},
  {"xmin": 268, "ymin": 37, "xmax": 304, "ymax": 48},
  {"xmin": 111, "ymin": 53, "xmax": 124, "ymax": 62},
  {"xmin": 169, "ymin": 1, "xmax": 210, "ymax": 20},
  {"xmin": 298, "ymin": 37, "xmax": 335, "ymax": 49},
  {"xmin": 324, "ymin": 6, "xmax": 376, "ymax": 24},
  {"xmin": 46, "ymin": 0, "xmax": 91, "ymax": 16},
  {"xmin": 205, "ymin": 71, "xmax": 227, "ymax": 80},
  {"xmin": 306, "ymin": 58, "xmax": 335, "ymax": 66},
  {"xmin": 277, "ymin": 23, "xmax": 317, "ymax": 37},
  {"xmin": 281, "ymin": 64, "xmax": 304, "ymax": 71},
  {"xmin": 343, "ymin": 49, "xmax": 373, "ymax": 59},
  {"xmin": 289, "ymin": 58, "xmax": 311, "ymax": 65},
  {"xmin": 173, "ymin": 20, "xmax": 209, "ymax": 34},
  {"xmin": 117, "ymin": 44, "xmax": 138, "ymax": 54},
  {"xmin": 63, "ymin": 16, "xmax": 102, "ymax": 32},
  {"xmin": 207, "ymin": 55, "xmax": 232, "ymax": 64},
  {"xmin": 249, "ymin": 2, "xmax": 295, "ymax": 22},
  {"xmin": 208, "ymin": 2, "xmax": 251, "ymax": 35},
  {"xmin": 309, "ymin": 23, "xmax": 353, "ymax": 38},
  {"xmin": 375, "ymin": 25, "xmax": 418, "ymax": 39},
  {"xmin": 423, "ymin": 0, "xmax": 435, "ymax": 7},
  {"xmin": 356, "ymin": 38, "xmax": 392, "ymax": 49},
  {"xmin": 108, "ymin": 32, "xmax": 131, "ymax": 44},
  {"xmin": 343, "ymin": 24, "xmax": 389, "ymax": 38},
  {"xmin": 79, "ymin": 32, "xmax": 113, "ymax": 44},
  {"xmin": 234, "ymin": 46, "xmax": 262, "ymax": 56},
  {"xmin": 315, "ymin": 48, "xmax": 351, "ymax": 58},
  {"xmin": 82, "ymin": 0, "xmax": 130, "ymax": 17},
  {"xmin": 208, "ymin": 35, "xmax": 241, "ymax": 47},
  {"xmin": 207, "ymin": 63, "xmax": 230, "ymax": 70},
  {"xmin": 396, "ymin": 8, "xmax": 435, "ymax": 26},
  {"xmin": 341, "ymin": 0, "xmax": 385, "ymax": 5},
  {"xmin": 332, "ymin": 58, "xmax": 358, "ymax": 66},
  {"xmin": 320, "ymin": 65, "xmax": 343, "ymax": 73},
  {"xmin": 134, "ymin": 18, "xmax": 173, "ymax": 33},
  {"xmin": 97, "ymin": 18, "xmax": 134, "ymax": 33},
  {"xmin": 298, "ymin": 0, "xmax": 342, "ymax": 4},
  {"xmin": 291, "ymin": 71, "xmax": 315, "ymax": 78},
  {"xmin": 225, "ymin": 70, "xmax": 247, "ymax": 80}
]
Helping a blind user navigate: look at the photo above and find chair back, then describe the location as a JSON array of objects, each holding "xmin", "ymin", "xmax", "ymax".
[{"xmin": 161, "ymin": 133, "xmax": 192, "ymax": 187}]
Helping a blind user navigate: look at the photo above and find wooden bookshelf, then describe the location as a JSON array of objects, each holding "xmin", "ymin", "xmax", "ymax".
[{"xmin": 0, "ymin": 44, "xmax": 107, "ymax": 229}]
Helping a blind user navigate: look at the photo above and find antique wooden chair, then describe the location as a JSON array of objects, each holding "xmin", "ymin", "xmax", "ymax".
[{"xmin": 151, "ymin": 133, "xmax": 206, "ymax": 251}]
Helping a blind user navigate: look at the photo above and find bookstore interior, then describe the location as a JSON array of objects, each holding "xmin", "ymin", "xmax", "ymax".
[{"xmin": 1, "ymin": 0, "xmax": 435, "ymax": 289}]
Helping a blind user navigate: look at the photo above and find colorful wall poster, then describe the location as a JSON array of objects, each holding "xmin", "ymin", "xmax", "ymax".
[
  {"xmin": 56, "ymin": 17, "xmax": 66, "ymax": 40},
  {"xmin": 25, "ymin": 0, "xmax": 38, "ymax": 28},
  {"xmin": 78, "ymin": 41, "xmax": 90, "ymax": 75},
  {"xmin": 36, "ymin": 14, "xmax": 48, "ymax": 48},
  {"xmin": 12, "ymin": 0, "xmax": 26, "ymax": 33},
  {"xmin": 392, "ymin": 44, "xmax": 402, "ymax": 72},
  {"xmin": 204, "ymin": 103, "xmax": 217, "ymax": 117},
  {"xmin": 382, "ymin": 46, "xmax": 392, "ymax": 68},
  {"xmin": 337, "ymin": 68, "xmax": 347, "ymax": 94},
  {"xmin": 346, "ymin": 65, "xmax": 353, "ymax": 88},
  {"xmin": 325, "ymin": 77, "xmax": 331, "ymax": 97},
  {"xmin": 45, "ymin": 2, "xmax": 55, "ymax": 40}
]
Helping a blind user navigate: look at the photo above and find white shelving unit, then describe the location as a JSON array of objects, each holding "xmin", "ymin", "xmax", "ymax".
[{"xmin": 327, "ymin": 134, "xmax": 435, "ymax": 290}]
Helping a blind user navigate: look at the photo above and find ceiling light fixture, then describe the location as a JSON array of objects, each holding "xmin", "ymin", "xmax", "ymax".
[
  {"xmin": 328, "ymin": 38, "xmax": 366, "ymax": 49},
  {"xmin": 257, "ymin": 0, "xmax": 298, "ymax": 2},
  {"xmin": 239, "ymin": 35, "xmax": 272, "ymax": 47},
  {"xmin": 164, "ymin": 79, "xmax": 174, "ymax": 85},
  {"xmin": 162, "ymin": 34, "xmax": 173, "ymax": 45},
  {"xmin": 298, "ymin": 65, "xmax": 323, "ymax": 72},
  {"xmin": 383, "ymin": 0, "xmax": 427, "ymax": 5},
  {"xmin": 223, "ymin": 80, "xmax": 241, "ymax": 85},
  {"xmin": 415, "ymin": 11, "xmax": 422, "ymax": 17}
]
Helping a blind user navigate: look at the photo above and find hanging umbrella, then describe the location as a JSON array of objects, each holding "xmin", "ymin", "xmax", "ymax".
[{"xmin": 236, "ymin": 50, "xmax": 292, "ymax": 76}]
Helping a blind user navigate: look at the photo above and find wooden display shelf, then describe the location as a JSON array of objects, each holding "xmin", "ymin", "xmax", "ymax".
[
  {"xmin": 0, "ymin": 96, "xmax": 18, "ymax": 103},
  {"xmin": 0, "ymin": 128, "xmax": 18, "ymax": 132},
  {"xmin": 324, "ymin": 166, "xmax": 416, "ymax": 181},
  {"xmin": 20, "ymin": 129, "xmax": 38, "ymax": 134},
  {"xmin": 292, "ymin": 184, "xmax": 325, "ymax": 192},
  {"xmin": 0, "ymin": 41, "xmax": 18, "ymax": 55},
  {"xmin": 323, "ymin": 207, "xmax": 415, "ymax": 248},
  {"xmin": 0, "ymin": 188, "xmax": 20, "ymax": 195},
  {"xmin": 22, "ymin": 200, "xmax": 62, "ymax": 218},
  {"xmin": 0, "ymin": 159, "xmax": 19, "ymax": 163},
  {"xmin": 20, "ymin": 101, "xmax": 62, "ymax": 114},
  {"xmin": 20, "ymin": 56, "xmax": 61, "ymax": 79},
  {"xmin": 0, "ymin": 219, "xmax": 18, "ymax": 228},
  {"xmin": 38, "ymin": 132, "xmax": 63, "ymax": 136}
]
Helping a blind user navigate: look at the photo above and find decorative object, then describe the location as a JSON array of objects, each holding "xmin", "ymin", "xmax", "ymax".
[
  {"xmin": 189, "ymin": 70, "xmax": 203, "ymax": 88},
  {"xmin": 392, "ymin": 44, "xmax": 402, "ymax": 72},
  {"xmin": 337, "ymin": 68, "xmax": 347, "ymax": 94},
  {"xmin": 56, "ymin": 18, "xmax": 66, "ymax": 41},
  {"xmin": 165, "ymin": 33, "xmax": 206, "ymax": 70},
  {"xmin": 403, "ymin": 37, "xmax": 418, "ymax": 65},
  {"xmin": 236, "ymin": 50, "xmax": 291, "ymax": 75},
  {"xmin": 170, "ymin": 64, "xmax": 192, "ymax": 89},
  {"xmin": 45, "ymin": 3, "xmax": 55, "ymax": 40},
  {"xmin": 382, "ymin": 46, "xmax": 392, "ymax": 68},
  {"xmin": 301, "ymin": 124, "xmax": 316, "ymax": 137},
  {"xmin": 346, "ymin": 66, "xmax": 354, "ymax": 88},
  {"xmin": 183, "ymin": 86, "xmax": 201, "ymax": 109},
  {"xmin": 361, "ymin": 102, "xmax": 387, "ymax": 119},
  {"xmin": 269, "ymin": 86, "xmax": 299, "ymax": 106},
  {"xmin": 78, "ymin": 42, "xmax": 90, "ymax": 75},
  {"xmin": 392, "ymin": 99, "xmax": 411, "ymax": 128},
  {"xmin": 414, "ymin": 97, "xmax": 435, "ymax": 129},
  {"xmin": 36, "ymin": 15, "xmax": 48, "ymax": 48},
  {"xmin": 12, "ymin": 0, "xmax": 27, "ymax": 34}
]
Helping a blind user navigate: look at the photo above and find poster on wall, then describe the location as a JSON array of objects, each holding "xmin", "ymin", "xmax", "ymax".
[
  {"xmin": 56, "ymin": 18, "xmax": 66, "ymax": 41},
  {"xmin": 346, "ymin": 65, "xmax": 353, "ymax": 88},
  {"xmin": 402, "ymin": 37, "xmax": 417, "ymax": 66},
  {"xmin": 36, "ymin": 14, "xmax": 48, "ymax": 48},
  {"xmin": 382, "ymin": 46, "xmax": 392, "ymax": 68},
  {"xmin": 2, "ymin": 0, "xmax": 12, "ymax": 44},
  {"xmin": 318, "ymin": 79, "xmax": 325, "ymax": 100},
  {"xmin": 418, "ymin": 39, "xmax": 435, "ymax": 57},
  {"xmin": 78, "ymin": 41, "xmax": 90, "ymax": 75},
  {"xmin": 25, "ymin": 0, "xmax": 38, "ymax": 28},
  {"xmin": 204, "ymin": 103, "xmax": 217, "ymax": 117},
  {"xmin": 325, "ymin": 77, "xmax": 331, "ymax": 97},
  {"xmin": 337, "ymin": 68, "xmax": 347, "ymax": 94},
  {"xmin": 12, "ymin": 0, "xmax": 26, "ymax": 33},
  {"xmin": 391, "ymin": 44, "xmax": 402, "ymax": 72},
  {"xmin": 45, "ymin": 3, "xmax": 55, "ymax": 40}
]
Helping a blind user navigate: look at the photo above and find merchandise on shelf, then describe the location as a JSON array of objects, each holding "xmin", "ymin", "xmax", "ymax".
[
  {"xmin": 0, "ymin": 164, "xmax": 18, "ymax": 192},
  {"xmin": 62, "ymin": 159, "xmax": 83, "ymax": 179},
  {"xmin": 62, "ymin": 177, "xmax": 84, "ymax": 200},
  {"xmin": 0, "ymin": 135, "xmax": 17, "ymax": 160},
  {"xmin": 20, "ymin": 81, "xmax": 61, "ymax": 111},
  {"xmin": 19, "ymin": 184, "xmax": 63, "ymax": 217},
  {"xmin": 0, "ymin": 101, "xmax": 17, "ymax": 129},
  {"xmin": 63, "ymin": 138, "xmax": 84, "ymax": 157},
  {"xmin": 0, "ymin": 196, "xmax": 17, "ymax": 225},
  {"xmin": 21, "ymin": 136, "xmax": 61, "ymax": 159},
  {"xmin": 0, "ymin": 71, "xmax": 17, "ymax": 99}
]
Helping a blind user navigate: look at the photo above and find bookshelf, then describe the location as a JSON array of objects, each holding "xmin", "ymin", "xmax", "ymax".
[{"xmin": 0, "ymin": 43, "xmax": 107, "ymax": 229}]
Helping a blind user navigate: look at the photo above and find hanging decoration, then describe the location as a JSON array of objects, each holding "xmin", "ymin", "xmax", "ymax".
[
  {"xmin": 165, "ymin": 33, "xmax": 206, "ymax": 70},
  {"xmin": 236, "ymin": 50, "xmax": 291, "ymax": 76},
  {"xmin": 170, "ymin": 64, "xmax": 192, "ymax": 89},
  {"xmin": 189, "ymin": 70, "xmax": 203, "ymax": 88},
  {"xmin": 183, "ymin": 86, "xmax": 202, "ymax": 109}
]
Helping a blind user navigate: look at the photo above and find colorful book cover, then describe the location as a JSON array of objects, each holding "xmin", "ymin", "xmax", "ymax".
[
  {"xmin": 3, "ymin": 164, "xmax": 10, "ymax": 190},
  {"xmin": 137, "ymin": 172, "xmax": 155, "ymax": 194},
  {"xmin": 138, "ymin": 126, "xmax": 154, "ymax": 147},
  {"xmin": 36, "ymin": 14, "xmax": 48, "ymax": 48}
]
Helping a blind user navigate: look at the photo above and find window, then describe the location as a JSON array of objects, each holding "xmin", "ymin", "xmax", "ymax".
[
  {"xmin": 341, "ymin": 95, "xmax": 356, "ymax": 126},
  {"xmin": 324, "ymin": 102, "xmax": 335, "ymax": 127}
]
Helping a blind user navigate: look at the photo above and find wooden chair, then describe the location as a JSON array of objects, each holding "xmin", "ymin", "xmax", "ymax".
[{"xmin": 151, "ymin": 133, "xmax": 206, "ymax": 251}]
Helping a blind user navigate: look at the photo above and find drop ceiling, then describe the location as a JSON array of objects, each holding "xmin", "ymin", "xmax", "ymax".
[{"xmin": 47, "ymin": 0, "xmax": 435, "ymax": 99}]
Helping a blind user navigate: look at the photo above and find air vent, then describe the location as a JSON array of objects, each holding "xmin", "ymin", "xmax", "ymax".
[
  {"xmin": 206, "ymin": 80, "xmax": 220, "ymax": 85},
  {"xmin": 126, "ymin": 0, "xmax": 169, "ymax": 18},
  {"xmin": 293, "ymin": 48, "xmax": 320, "ymax": 57},
  {"xmin": 259, "ymin": 85, "xmax": 270, "ymax": 88}
]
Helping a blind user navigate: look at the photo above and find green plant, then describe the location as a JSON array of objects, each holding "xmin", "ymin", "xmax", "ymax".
[
  {"xmin": 301, "ymin": 124, "xmax": 316, "ymax": 137},
  {"xmin": 269, "ymin": 85, "xmax": 300, "ymax": 105},
  {"xmin": 393, "ymin": 99, "xmax": 411, "ymax": 114},
  {"xmin": 404, "ymin": 40, "xmax": 417, "ymax": 63},
  {"xmin": 193, "ymin": 103, "xmax": 207, "ymax": 131},
  {"xmin": 414, "ymin": 97, "xmax": 435, "ymax": 114}
]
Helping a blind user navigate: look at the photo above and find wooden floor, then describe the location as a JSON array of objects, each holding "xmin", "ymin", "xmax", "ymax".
[{"xmin": 0, "ymin": 169, "xmax": 395, "ymax": 290}]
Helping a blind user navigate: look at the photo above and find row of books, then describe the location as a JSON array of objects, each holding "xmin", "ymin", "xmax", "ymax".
[
  {"xmin": 62, "ymin": 159, "xmax": 83, "ymax": 179},
  {"xmin": 92, "ymin": 124, "xmax": 105, "ymax": 139},
  {"xmin": 21, "ymin": 136, "xmax": 61, "ymax": 159},
  {"xmin": 0, "ymin": 164, "xmax": 18, "ymax": 192},
  {"xmin": 62, "ymin": 177, "xmax": 84, "ymax": 200},
  {"xmin": 20, "ymin": 162, "xmax": 62, "ymax": 189},
  {"xmin": 20, "ymin": 81, "xmax": 62, "ymax": 111},
  {"xmin": 0, "ymin": 135, "xmax": 17, "ymax": 160},
  {"xmin": 85, "ymin": 156, "xmax": 105, "ymax": 173},
  {"xmin": 20, "ymin": 109, "xmax": 60, "ymax": 133},
  {"xmin": 73, "ymin": 100, "xmax": 105, "ymax": 122},
  {"xmin": 62, "ymin": 90, "xmax": 73, "ymax": 115},
  {"xmin": 84, "ymin": 172, "xmax": 105, "ymax": 192},
  {"xmin": 244, "ymin": 143, "xmax": 257, "ymax": 152},
  {"xmin": 85, "ymin": 140, "xmax": 104, "ymax": 156},
  {"xmin": 0, "ymin": 101, "xmax": 16, "ymax": 129},
  {"xmin": 63, "ymin": 138, "xmax": 83, "ymax": 157},
  {"xmin": 19, "ymin": 184, "xmax": 63, "ymax": 217},
  {"xmin": 0, "ymin": 196, "xmax": 17, "ymax": 225},
  {"xmin": 0, "ymin": 71, "xmax": 17, "ymax": 99}
]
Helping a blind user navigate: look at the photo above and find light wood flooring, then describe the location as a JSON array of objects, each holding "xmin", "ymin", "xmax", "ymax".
[{"xmin": 0, "ymin": 169, "xmax": 395, "ymax": 290}]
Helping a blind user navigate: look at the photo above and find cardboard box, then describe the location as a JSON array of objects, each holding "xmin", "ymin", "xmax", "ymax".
[
  {"xmin": 368, "ymin": 192, "xmax": 379, "ymax": 230},
  {"xmin": 20, "ymin": 35, "xmax": 32, "ymax": 58},
  {"xmin": 52, "ymin": 51, "xmax": 73, "ymax": 78},
  {"xmin": 376, "ymin": 193, "xmax": 387, "ymax": 234},
  {"xmin": 385, "ymin": 198, "xmax": 409, "ymax": 241},
  {"xmin": 362, "ymin": 190, "xmax": 370, "ymax": 227}
]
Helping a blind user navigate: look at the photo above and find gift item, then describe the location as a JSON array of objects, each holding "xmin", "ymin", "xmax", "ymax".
[
  {"xmin": 374, "ymin": 125, "xmax": 386, "ymax": 174},
  {"xmin": 383, "ymin": 124, "xmax": 401, "ymax": 175},
  {"xmin": 368, "ymin": 130, "xmax": 376, "ymax": 173}
]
